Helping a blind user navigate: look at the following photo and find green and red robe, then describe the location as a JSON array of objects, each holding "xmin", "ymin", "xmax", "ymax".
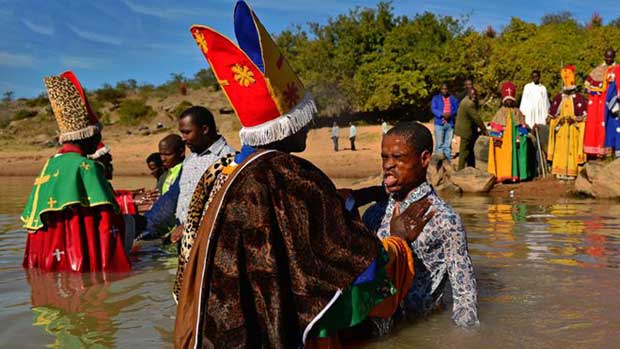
[{"xmin": 21, "ymin": 144, "xmax": 130, "ymax": 272}]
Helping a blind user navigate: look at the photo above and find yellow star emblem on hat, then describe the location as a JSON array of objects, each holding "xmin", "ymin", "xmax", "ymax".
[
  {"xmin": 194, "ymin": 31, "xmax": 208, "ymax": 53},
  {"xmin": 232, "ymin": 64, "xmax": 256, "ymax": 87}
]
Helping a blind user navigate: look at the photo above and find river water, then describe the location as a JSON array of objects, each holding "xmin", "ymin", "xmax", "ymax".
[{"xmin": 1, "ymin": 176, "xmax": 620, "ymax": 348}]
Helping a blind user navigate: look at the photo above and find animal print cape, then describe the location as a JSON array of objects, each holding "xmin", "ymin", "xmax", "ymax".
[{"xmin": 174, "ymin": 150, "xmax": 379, "ymax": 348}]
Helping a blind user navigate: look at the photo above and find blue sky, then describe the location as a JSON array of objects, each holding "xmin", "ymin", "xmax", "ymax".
[{"xmin": 1, "ymin": 0, "xmax": 617, "ymax": 98}]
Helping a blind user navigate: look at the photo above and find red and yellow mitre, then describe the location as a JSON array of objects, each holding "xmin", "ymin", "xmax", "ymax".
[
  {"xmin": 190, "ymin": 1, "xmax": 316, "ymax": 146},
  {"xmin": 561, "ymin": 64, "xmax": 576, "ymax": 90},
  {"xmin": 43, "ymin": 71, "xmax": 102, "ymax": 143}
]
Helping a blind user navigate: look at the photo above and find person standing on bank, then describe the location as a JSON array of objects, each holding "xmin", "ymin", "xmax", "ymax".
[
  {"xmin": 349, "ymin": 121, "xmax": 357, "ymax": 151},
  {"xmin": 331, "ymin": 121, "xmax": 339, "ymax": 152},
  {"xmin": 519, "ymin": 70, "xmax": 550, "ymax": 128},
  {"xmin": 456, "ymin": 77, "xmax": 474, "ymax": 101},
  {"xmin": 431, "ymin": 83, "xmax": 459, "ymax": 160},
  {"xmin": 455, "ymin": 88, "xmax": 487, "ymax": 170}
]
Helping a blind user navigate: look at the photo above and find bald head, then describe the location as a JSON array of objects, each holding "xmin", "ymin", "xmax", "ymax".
[
  {"xmin": 159, "ymin": 134, "xmax": 184, "ymax": 151},
  {"xmin": 159, "ymin": 134, "xmax": 185, "ymax": 169}
]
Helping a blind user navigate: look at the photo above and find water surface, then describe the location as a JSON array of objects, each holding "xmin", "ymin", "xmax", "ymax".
[{"xmin": 1, "ymin": 176, "xmax": 620, "ymax": 348}]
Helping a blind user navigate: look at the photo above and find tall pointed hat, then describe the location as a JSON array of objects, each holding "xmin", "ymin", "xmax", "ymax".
[
  {"xmin": 190, "ymin": 0, "xmax": 316, "ymax": 146},
  {"xmin": 43, "ymin": 71, "xmax": 102, "ymax": 143},
  {"xmin": 561, "ymin": 64, "xmax": 576, "ymax": 90}
]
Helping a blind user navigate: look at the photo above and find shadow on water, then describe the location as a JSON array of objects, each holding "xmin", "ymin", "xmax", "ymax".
[{"xmin": 2, "ymin": 176, "xmax": 620, "ymax": 348}]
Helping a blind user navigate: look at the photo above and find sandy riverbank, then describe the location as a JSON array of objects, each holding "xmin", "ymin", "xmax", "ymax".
[
  {"xmin": 0, "ymin": 125, "xmax": 385, "ymax": 179},
  {"xmin": 0, "ymin": 124, "xmax": 577, "ymax": 200}
]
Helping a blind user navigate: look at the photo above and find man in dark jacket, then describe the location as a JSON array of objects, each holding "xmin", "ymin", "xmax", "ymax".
[{"xmin": 455, "ymin": 88, "xmax": 487, "ymax": 170}]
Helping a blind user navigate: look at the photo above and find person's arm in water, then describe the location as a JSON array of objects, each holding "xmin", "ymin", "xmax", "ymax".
[
  {"xmin": 136, "ymin": 176, "xmax": 180, "ymax": 240},
  {"xmin": 444, "ymin": 214, "xmax": 479, "ymax": 327}
]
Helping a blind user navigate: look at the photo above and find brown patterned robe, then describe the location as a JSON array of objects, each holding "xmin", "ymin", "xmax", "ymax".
[{"xmin": 174, "ymin": 150, "xmax": 379, "ymax": 348}]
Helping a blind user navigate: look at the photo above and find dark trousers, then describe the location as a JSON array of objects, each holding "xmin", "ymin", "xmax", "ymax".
[
  {"xmin": 350, "ymin": 137, "xmax": 356, "ymax": 151},
  {"xmin": 458, "ymin": 134, "xmax": 478, "ymax": 170},
  {"xmin": 332, "ymin": 137, "xmax": 338, "ymax": 151}
]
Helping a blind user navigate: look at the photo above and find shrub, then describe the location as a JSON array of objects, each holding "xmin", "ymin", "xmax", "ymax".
[
  {"xmin": 24, "ymin": 93, "xmax": 49, "ymax": 108},
  {"xmin": 118, "ymin": 99, "xmax": 155, "ymax": 125},
  {"xmin": 179, "ymin": 82, "xmax": 188, "ymax": 96},
  {"xmin": 172, "ymin": 100, "xmax": 193, "ymax": 118},
  {"xmin": 13, "ymin": 109, "xmax": 38, "ymax": 120},
  {"xmin": 96, "ymin": 84, "xmax": 126, "ymax": 105}
]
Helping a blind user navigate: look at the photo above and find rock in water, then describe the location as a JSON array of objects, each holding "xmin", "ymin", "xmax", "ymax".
[
  {"xmin": 449, "ymin": 167, "xmax": 495, "ymax": 193},
  {"xmin": 583, "ymin": 161, "xmax": 605, "ymax": 182},
  {"xmin": 427, "ymin": 155, "xmax": 456, "ymax": 187},
  {"xmin": 574, "ymin": 172, "xmax": 594, "ymax": 197},
  {"xmin": 591, "ymin": 159, "xmax": 620, "ymax": 199},
  {"xmin": 474, "ymin": 135, "xmax": 490, "ymax": 171}
]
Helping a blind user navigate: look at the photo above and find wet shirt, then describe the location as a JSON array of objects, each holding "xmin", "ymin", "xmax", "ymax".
[{"xmin": 372, "ymin": 182, "xmax": 479, "ymax": 327}]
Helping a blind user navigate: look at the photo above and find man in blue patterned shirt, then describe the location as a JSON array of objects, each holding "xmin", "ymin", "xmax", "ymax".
[{"xmin": 364, "ymin": 121, "xmax": 479, "ymax": 328}]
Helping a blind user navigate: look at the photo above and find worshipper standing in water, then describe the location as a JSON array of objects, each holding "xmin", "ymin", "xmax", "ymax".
[
  {"xmin": 547, "ymin": 65, "xmax": 587, "ymax": 180},
  {"xmin": 584, "ymin": 49, "xmax": 616, "ymax": 157},
  {"xmin": 174, "ymin": 3, "xmax": 430, "ymax": 347},
  {"xmin": 331, "ymin": 121, "xmax": 339, "ymax": 151},
  {"xmin": 349, "ymin": 121, "xmax": 357, "ymax": 151},
  {"xmin": 488, "ymin": 81, "xmax": 534, "ymax": 182},
  {"xmin": 136, "ymin": 106, "xmax": 235, "ymax": 242},
  {"xmin": 145, "ymin": 152, "xmax": 166, "ymax": 192},
  {"xmin": 431, "ymin": 83, "xmax": 459, "ymax": 160},
  {"xmin": 363, "ymin": 121, "xmax": 479, "ymax": 328},
  {"xmin": 158, "ymin": 134, "xmax": 185, "ymax": 194},
  {"xmin": 21, "ymin": 71, "xmax": 130, "ymax": 272},
  {"xmin": 455, "ymin": 87, "xmax": 487, "ymax": 169},
  {"xmin": 519, "ymin": 70, "xmax": 550, "ymax": 128}
]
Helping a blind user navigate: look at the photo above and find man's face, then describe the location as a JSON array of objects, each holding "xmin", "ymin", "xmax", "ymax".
[
  {"xmin": 464, "ymin": 79, "xmax": 473, "ymax": 90},
  {"xmin": 503, "ymin": 99, "xmax": 516, "ymax": 108},
  {"xmin": 159, "ymin": 143, "xmax": 184, "ymax": 170},
  {"xmin": 147, "ymin": 161, "xmax": 163, "ymax": 178},
  {"xmin": 381, "ymin": 134, "xmax": 430, "ymax": 197},
  {"xmin": 179, "ymin": 116, "xmax": 208, "ymax": 153},
  {"xmin": 468, "ymin": 88, "xmax": 478, "ymax": 103},
  {"xmin": 605, "ymin": 50, "xmax": 616, "ymax": 65},
  {"xmin": 440, "ymin": 85, "xmax": 449, "ymax": 96},
  {"xmin": 532, "ymin": 72, "xmax": 541, "ymax": 84}
]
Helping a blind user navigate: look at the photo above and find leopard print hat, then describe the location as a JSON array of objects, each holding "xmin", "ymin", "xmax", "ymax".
[{"xmin": 43, "ymin": 71, "xmax": 101, "ymax": 143}]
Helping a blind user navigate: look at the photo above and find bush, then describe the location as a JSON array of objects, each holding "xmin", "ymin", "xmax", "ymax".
[
  {"xmin": 172, "ymin": 100, "xmax": 193, "ymax": 118},
  {"xmin": 24, "ymin": 93, "xmax": 49, "ymax": 108},
  {"xmin": 118, "ymin": 99, "xmax": 155, "ymax": 125},
  {"xmin": 96, "ymin": 84, "xmax": 126, "ymax": 105},
  {"xmin": 13, "ymin": 109, "xmax": 38, "ymax": 120}
]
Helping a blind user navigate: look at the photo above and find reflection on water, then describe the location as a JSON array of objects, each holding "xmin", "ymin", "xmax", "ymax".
[{"xmin": 2, "ymin": 176, "xmax": 620, "ymax": 348}]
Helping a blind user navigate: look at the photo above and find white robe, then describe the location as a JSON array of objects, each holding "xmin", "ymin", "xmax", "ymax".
[{"xmin": 519, "ymin": 82, "xmax": 550, "ymax": 127}]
